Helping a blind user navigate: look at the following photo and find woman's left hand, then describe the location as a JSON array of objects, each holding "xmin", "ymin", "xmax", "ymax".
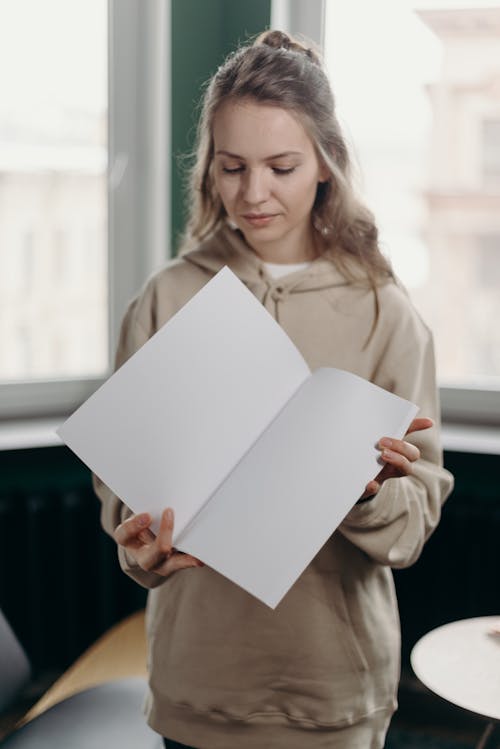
[{"xmin": 359, "ymin": 417, "xmax": 433, "ymax": 501}]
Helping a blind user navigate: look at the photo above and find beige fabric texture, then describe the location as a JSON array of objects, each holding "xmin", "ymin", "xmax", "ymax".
[{"xmin": 93, "ymin": 226, "xmax": 454, "ymax": 748}]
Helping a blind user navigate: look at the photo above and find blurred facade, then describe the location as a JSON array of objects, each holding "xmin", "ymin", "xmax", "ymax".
[
  {"xmin": 415, "ymin": 7, "xmax": 500, "ymax": 385},
  {"xmin": 0, "ymin": 114, "xmax": 107, "ymax": 381}
]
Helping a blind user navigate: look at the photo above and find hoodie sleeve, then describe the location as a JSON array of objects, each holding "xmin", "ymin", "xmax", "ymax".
[
  {"xmin": 339, "ymin": 296, "xmax": 454, "ymax": 568},
  {"xmin": 92, "ymin": 294, "xmax": 167, "ymax": 590}
]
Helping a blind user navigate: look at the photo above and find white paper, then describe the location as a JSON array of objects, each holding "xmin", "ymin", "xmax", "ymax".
[
  {"xmin": 58, "ymin": 267, "xmax": 418, "ymax": 608},
  {"xmin": 177, "ymin": 368, "xmax": 418, "ymax": 608},
  {"xmin": 57, "ymin": 267, "xmax": 310, "ymax": 538}
]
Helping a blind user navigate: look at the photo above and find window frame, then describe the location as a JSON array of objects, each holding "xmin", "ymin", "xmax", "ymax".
[
  {"xmin": 0, "ymin": 0, "xmax": 170, "ymax": 420},
  {"xmin": 271, "ymin": 0, "xmax": 326, "ymax": 48}
]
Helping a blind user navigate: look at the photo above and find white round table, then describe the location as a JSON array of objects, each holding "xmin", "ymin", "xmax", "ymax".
[{"xmin": 411, "ymin": 616, "xmax": 500, "ymax": 748}]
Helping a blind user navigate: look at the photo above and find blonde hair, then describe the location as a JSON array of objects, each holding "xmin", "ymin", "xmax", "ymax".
[{"xmin": 180, "ymin": 30, "xmax": 394, "ymax": 293}]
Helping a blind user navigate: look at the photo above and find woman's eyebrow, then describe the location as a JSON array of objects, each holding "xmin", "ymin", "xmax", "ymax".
[{"xmin": 215, "ymin": 149, "xmax": 303, "ymax": 159}]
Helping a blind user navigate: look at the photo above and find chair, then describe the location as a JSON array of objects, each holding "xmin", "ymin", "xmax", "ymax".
[
  {"xmin": 0, "ymin": 610, "xmax": 31, "ymax": 715},
  {"xmin": 0, "ymin": 609, "xmax": 162, "ymax": 748},
  {"xmin": 0, "ymin": 678, "xmax": 162, "ymax": 748}
]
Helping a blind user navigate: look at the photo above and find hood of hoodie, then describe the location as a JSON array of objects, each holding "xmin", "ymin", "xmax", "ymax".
[{"xmin": 182, "ymin": 225, "xmax": 367, "ymax": 298}]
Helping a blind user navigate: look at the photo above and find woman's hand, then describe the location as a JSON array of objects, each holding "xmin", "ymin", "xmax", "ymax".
[
  {"xmin": 359, "ymin": 417, "xmax": 434, "ymax": 502},
  {"xmin": 114, "ymin": 507, "xmax": 203, "ymax": 577}
]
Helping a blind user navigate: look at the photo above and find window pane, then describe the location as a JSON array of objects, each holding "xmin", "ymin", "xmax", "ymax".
[
  {"xmin": 325, "ymin": 0, "xmax": 500, "ymax": 389},
  {"xmin": 0, "ymin": 0, "xmax": 108, "ymax": 382}
]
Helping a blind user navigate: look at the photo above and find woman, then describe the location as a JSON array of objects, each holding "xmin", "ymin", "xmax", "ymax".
[{"xmin": 94, "ymin": 30, "xmax": 454, "ymax": 749}]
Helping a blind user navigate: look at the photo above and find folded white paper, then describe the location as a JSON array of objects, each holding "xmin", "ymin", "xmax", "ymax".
[{"xmin": 58, "ymin": 266, "xmax": 418, "ymax": 608}]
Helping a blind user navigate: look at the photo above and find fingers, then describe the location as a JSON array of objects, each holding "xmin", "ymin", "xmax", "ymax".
[
  {"xmin": 138, "ymin": 508, "xmax": 176, "ymax": 572},
  {"xmin": 114, "ymin": 508, "xmax": 204, "ymax": 577},
  {"xmin": 358, "ymin": 479, "xmax": 381, "ymax": 502},
  {"xmin": 361, "ymin": 418, "xmax": 433, "ymax": 500},
  {"xmin": 405, "ymin": 417, "xmax": 433, "ymax": 436},
  {"xmin": 153, "ymin": 552, "xmax": 204, "ymax": 576},
  {"xmin": 379, "ymin": 436, "xmax": 420, "ymax": 476},
  {"xmin": 365, "ymin": 480, "xmax": 380, "ymax": 496},
  {"xmin": 380, "ymin": 436, "xmax": 420, "ymax": 462},
  {"xmin": 114, "ymin": 512, "xmax": 154, "ymax": 549},
  {"xmin": 377, "ymin": 417, "xmax": 432, "ymax": 477},
  {"xmin": 156, "ymin": 507, "xmax": 175, "ymax": 557},
  {"xmin": 152, "ymin": 509, "xmax": 204, "ymax": 573}
]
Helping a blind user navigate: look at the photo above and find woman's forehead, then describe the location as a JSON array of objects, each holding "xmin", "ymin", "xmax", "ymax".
[{"xmin": 212, "ymin": 99, "xmax": 314, "ymax": 155}]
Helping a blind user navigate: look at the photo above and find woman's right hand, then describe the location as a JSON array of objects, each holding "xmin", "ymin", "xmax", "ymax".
[{"xmin": 114, "ymin": 507, "xmax": 203, "ymax": 577}]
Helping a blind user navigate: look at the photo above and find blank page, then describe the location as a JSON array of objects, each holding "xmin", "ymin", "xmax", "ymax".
[
  {"xmin": 57, "ymin": 268, "xmax": 310, "ymax": 538},
  {"xmin": 178, "ymin": 367, "xmax": 418, "ymax": 608}
]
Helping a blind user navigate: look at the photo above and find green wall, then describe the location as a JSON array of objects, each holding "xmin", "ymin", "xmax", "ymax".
[{"xmin": 170, "ymin": 0, "xmax": 271, "ymax": 252}]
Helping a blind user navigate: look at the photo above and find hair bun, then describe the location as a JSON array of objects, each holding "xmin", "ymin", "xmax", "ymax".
[
  {"xmin": 258, "ymin": 30, "xmax": 292, "ymax": 50},
  {"xmin": 255, "ymin": 29, "xmax": 322, "ymax": 65}
]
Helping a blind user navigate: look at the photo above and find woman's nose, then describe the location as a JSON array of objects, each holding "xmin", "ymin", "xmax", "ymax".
[{"xmin": 242, "ymin": 169, "xmax": 270, "ymax": 204}]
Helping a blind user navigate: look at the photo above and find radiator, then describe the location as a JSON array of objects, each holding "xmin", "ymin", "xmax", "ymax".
[{"xmin": 0, "ymin": 484, "xmax": 146, "ymax": 677}]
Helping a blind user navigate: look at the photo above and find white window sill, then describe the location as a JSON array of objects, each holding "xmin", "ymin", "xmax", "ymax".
[
  {"xmin": 440, "ymin": 423, "xmax": 500, "ymax": 456},
  {"xmin": 1, "ymin": 417, "xmax": 500, "ymax": 455},
  {"xmin": 0, "ymin": 418, "xmax": 64, "ymax": 451}
]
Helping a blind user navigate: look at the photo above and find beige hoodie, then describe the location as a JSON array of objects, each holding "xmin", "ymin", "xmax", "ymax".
[{"xmin": 94, "ymin": 226, "xmax": 454, "ymax": 748}]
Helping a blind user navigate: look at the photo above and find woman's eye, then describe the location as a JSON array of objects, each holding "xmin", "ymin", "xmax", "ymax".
[
  {"xmin": 272, "ymin": 166, "xmax": 295, "ymax": 175},
  {"xmin": 222, "ymin": 166, "xmax": 244, "ymax": 174}
]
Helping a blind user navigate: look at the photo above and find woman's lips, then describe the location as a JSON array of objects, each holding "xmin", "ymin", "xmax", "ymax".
[{"xmin": 242, "ymin": 213, "xmax": 277, "ymax": 227}]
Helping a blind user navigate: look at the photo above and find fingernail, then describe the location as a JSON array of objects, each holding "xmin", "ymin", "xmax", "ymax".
[
  {"xmin": 380, "ymin": 438, "xmax": 392, "ymax": 448},
  {"xmin": 137, "ymin": 514, "xmax": 149, "ymax": 527},
  {"xmin": 165, "ymin": 508, "xmax": 173, "ymax": 524}
]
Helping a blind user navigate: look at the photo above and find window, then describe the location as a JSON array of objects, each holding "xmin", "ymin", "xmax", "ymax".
[
  {"xmin": 323, "ymin": 0, "xmax": 500, "ymax": 421},
  {"xmin": 0, "ymin": 0, "xmax": 108, "ymax": 383},
  {"xmin": 0, "ymin": 0, "xmax": 170, "ymax": 419}
]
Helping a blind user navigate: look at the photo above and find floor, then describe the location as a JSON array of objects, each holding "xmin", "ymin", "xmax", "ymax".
[
  {"xmin": 1, "ymin": 673, "xmax": 497, "ymax": 748},
  {"xmin": 386, "ymin": 674, "xmax": 496, "ymax": 749}
]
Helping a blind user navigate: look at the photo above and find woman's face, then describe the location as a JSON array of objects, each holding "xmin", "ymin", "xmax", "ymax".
[{"xmin": 212, "ymin": 99, "xmax": 327, "ymax": 263}]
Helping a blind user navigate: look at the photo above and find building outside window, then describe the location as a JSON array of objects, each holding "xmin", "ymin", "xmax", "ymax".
[
  {"xmin": 325, "ymin": 0, "xmax": 500, "ymax": 392},
  {"xmin": 0, "ymin": 0, "xmax": 108, "ymax": 384}
]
